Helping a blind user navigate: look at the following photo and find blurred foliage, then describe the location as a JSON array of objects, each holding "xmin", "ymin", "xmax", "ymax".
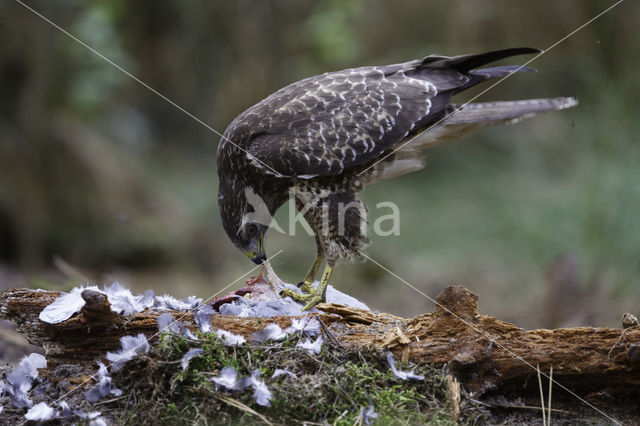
[{"xmin": 0, "ymin": 0, "xmax": 638, "ymax": 327}]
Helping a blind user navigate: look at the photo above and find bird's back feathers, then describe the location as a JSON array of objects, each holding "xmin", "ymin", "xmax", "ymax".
[{"xmin": 218, "ymin": 47, "xmax": 576, "ymax": 181}]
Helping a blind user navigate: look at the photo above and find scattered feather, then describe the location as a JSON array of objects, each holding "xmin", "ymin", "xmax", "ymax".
[
  {"xmin": 106, "ymin": 334, "xmax": 149, "ymax": 372},
  {"xmin": 181, "ymin": 348, "xmax": 204, "ymax": 370},
  {"xmin": 19, "ymin": 353, "xmax": 46, "ymax": 379},
  {"xmin": 7, "ymin": 370, "xmax": 32, "ymax": 395},
  {"xmin": 250, "ymin": 323, "xmax": 286, "ymax": 343},
  {"xmin": 360, "ymin": 403, "xmax": 378, "ymax": 425},
  {"xmin": 248, "ymin": 369, "xmax": 273, "ymax": 407},
  {"xmin": 38, "ymin": 276, "xmax": 368, "ymax": 335},
  {"xmin": 303, "ymin": 318, "xmax": 321, "ymax": 336},
  {"xmin": 39, "ymin": 285, "xmax": 99, "ymax": 324},
  {"xmin": 183, "ymin": 295, "xmax": 203, "ymax": 308},
  {"xmin": 138, "ymin": 289, "xmax": 156, "ymax": 310},
  {"xmin": 386, "ymin": 352, "xmax": 425, "ymax": 381},
  {"xmin": 154, "ymin": 294, "xmax": 188, "ymax": 311},
  {"xmin": 297, "ymin": 336, "xmax": 323, "ymax": 354},
  {"xmin": 103, "ymin": 281, "xmax": 154, "ymax": 315},
  {"xmin": 215, "ymin": 329, "xmax": 246, "ymax": 346},
  {"xmin": 157, "ymin": 312, "xmax": 197, "ymax": 338},
  {"xmin": 90, "ymin": 417, "xmax": 108, "ymax": 426},
  {"xmin": 271, "ymin": 369, "xmax": 297, "ymax": 379},
  {"xmin": 5, "ymin": 370, "xmax": 33, "ymax": 408},
  {"xmin": 58, "ymin": 401, "xmax": 71, "ymax": 418},
  {"xmin": 25, "ymin": 402, "xmax": 57, "ymax": 421},
  {"xmin": 0, "ymin": 405, "xmax": 3, "ymax": 414},
  {"xmin": 194, "ymin": 305, "xmax": 215, "ymax": 333},
  {"xmin": 157, "ymin": 312, "xmax": 178, "ymax": 333},
  {"xmin": 183, "ymin": 328, "xmax": 199, "ymax": 340},
  {"xmin": 216, "ymin": 285, "xmax": 306, "ymax": 316},
  {"xmin": 284, "ymin": 318, "xmax": 307, "ymax": 334},
  {"xmin": 84, "ymin": 387, "xmax": 104, "ymax": 403},
  {"xmin": 211, "ymin": 366, "xmax": 249, "ymax": 391},
  {"xmin": 73, "ymin": 409, "xmax": 102, "ymax": 419},
  {"xmin": 40, "ymin": 283, "xmax": 158, "ymax": 324},
  {"xmin": 155, "ymin": 294, "xmax": 201, "ymax": 311},
  {"xmin": 103, "ymin": 282, "xmax": 138, "ymax": 315},
  {"xmin": 218, "ymin": 298, "xmax": 253, "ymax": 317},
  {"xmin": 258, "ymin": 300, "xmax": 304, "ymax": 317},
  {"xmin": 85, "ymin": 362, "xmax": 121, "ymax": 402},
  {"xmin": 215, "ymin": 277, "xmax": 369, "ymax": 317},
  {"xmin": 326, "ymin": 284, "xmax": 370, "ymax": 310}
]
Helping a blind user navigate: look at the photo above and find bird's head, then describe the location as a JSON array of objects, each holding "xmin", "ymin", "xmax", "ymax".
[
  {"xmin": 233, "ymin": 221, "xmax": 269, "ymax": 264},
  {"xmin": 218, "ymin": 176, "xmax": 275, "ymax": 265}
]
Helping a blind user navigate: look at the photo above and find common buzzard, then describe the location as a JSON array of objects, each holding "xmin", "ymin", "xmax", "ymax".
[{"xmin": 217, "ymin": 47, "xmax": 576, "ymax": 310}]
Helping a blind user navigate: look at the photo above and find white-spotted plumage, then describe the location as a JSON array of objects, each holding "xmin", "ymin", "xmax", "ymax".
[{"xmin": 217, "ymin": 48, "xmax": 577, "ymax": 307}]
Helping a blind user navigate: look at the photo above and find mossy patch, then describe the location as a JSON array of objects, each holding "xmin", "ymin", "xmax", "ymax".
[{"xmin": 106, "ymin": 327, "xmax": 487, "ymax": 425}]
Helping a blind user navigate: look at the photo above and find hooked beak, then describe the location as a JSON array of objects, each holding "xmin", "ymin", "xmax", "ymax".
[
  {"xmin": 249, "ymin": 251, "xmax": 267, "ymax": 264},
  {"xmin": 243, "ymin": 234, "xmax": 266, "ymax": 264}
]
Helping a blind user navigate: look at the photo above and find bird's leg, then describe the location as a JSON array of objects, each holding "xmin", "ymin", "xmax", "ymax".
[
  {"xmin": 280, "ymin": 263, "xmax": 333, "ymax": 311},
  {"xmin": 281, "ymin": 200, "xmax": 333, "ymax": 309},
  {"xmin": 301, "ymin": 264, "xmax": 333, "ymax": 311},
  {"xmin": 297, "ymin": 255, "xmax": 324, "ymax": 293}
]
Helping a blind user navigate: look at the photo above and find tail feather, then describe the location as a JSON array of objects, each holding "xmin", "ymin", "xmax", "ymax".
[
  {"xmin": 421, "ymin": 47, "xmax": 541, "ymax": 72},
  {"xmin": 369, "ymin": 97, "xmax": 577, "ymax": 183},
  {"xmin": 366, "ymin": 48, "xmax": 575, "ymax": 185},
  {"xmin": 452, "ymin": 65, "xmax": 537, "ymax": 93},
  {"xmin": 445, "ymin": 97, "xmax": 578, "ymax": 125},
  {"xmin": 409, "ymin": 48, "xmax": 541, "ymax": 97},
  {"xmin": 402, "ymin": 97, "xmax": 578, "ymax": 152},
  {"xmin": 469, "ymin": 65, "xmax": 536, "ymax": 79}
]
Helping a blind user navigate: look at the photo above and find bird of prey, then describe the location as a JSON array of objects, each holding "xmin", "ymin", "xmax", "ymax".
[{"xmin": 217, "ymin": 47, "xmax": 577, "ymax": 310}]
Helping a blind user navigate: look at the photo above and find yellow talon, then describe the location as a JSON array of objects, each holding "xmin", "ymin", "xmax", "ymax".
[{"xmin": 282, "ymin": 264, "xmax": 333, "ymax": 311}]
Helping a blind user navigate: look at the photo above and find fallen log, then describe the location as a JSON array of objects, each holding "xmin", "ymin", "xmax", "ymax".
[{"xmin": 1, "ymin": 285, "xmax": 638, "ymax": 396}]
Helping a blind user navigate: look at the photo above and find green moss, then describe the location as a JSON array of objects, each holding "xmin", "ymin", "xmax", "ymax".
[{"xmin": 112, "ymin": 330, "xmax": 486, "ymax": 425}]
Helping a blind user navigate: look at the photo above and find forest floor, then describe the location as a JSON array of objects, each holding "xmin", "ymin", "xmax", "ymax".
[{"xmin": 1, "ymin": 276, "xmax": 639, "ymax": 425}]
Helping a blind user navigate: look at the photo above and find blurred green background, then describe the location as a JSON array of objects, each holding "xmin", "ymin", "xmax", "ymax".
[{"xmin": 1, "ymin": 0, "xmax": 638, "ymax": 328}]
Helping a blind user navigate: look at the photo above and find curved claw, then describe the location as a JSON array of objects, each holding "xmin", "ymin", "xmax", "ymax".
[
  {"xmin": 302, "ymin": 295, "xmax": 324, "ymax": 311},
  {"xmin": 279, "ymin": 265, "xmax": 333, "ymax": 311},
  {"xmin": 281, "ymin": 288, "xmax": 314, "ymax": 303},
  {"xmin": 298, "ymin": 281, "xmax": 314, "ymax": 293}
]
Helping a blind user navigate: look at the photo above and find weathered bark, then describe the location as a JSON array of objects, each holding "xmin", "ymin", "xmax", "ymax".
[{"xmin": 1, "ymin": 285, "xmax": 639, "ymax": 395}]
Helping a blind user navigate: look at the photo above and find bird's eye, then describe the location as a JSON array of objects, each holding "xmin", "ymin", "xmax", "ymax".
[{"xmin": 246, "ymin": 224, "xmax": 258, "ymax": 238}]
